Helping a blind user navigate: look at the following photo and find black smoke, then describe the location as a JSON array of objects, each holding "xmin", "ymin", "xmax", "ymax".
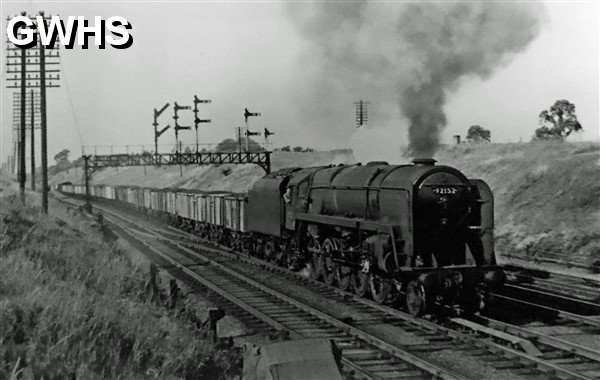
[{"xmin": 287, "ymin": 2, "xmax": 545, "ymax": 157}]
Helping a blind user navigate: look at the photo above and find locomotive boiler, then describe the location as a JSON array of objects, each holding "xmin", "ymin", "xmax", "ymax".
[{"xmin": 248, "ymin": 159, "xmax": 504, "ymax": 315}]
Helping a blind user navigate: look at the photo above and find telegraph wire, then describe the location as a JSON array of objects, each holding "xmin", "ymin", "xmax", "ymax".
[{"xmin": 59, "ymin": 58, "xmax": 84, "ymax": 151}]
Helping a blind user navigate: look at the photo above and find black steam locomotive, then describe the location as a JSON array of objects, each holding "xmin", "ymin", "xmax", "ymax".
[
  {"xmin": 248, "ymin": 158, "xmax": 504, "ymax": 315},
  {"xmin": 62, "ymin": 158, "xmax": 505, "ymax": 316}
]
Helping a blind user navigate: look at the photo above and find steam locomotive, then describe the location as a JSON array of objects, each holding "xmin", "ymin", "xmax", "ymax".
[{"xmin": 60, "ymin": 158, "xmax": 505, "ymax": 316}]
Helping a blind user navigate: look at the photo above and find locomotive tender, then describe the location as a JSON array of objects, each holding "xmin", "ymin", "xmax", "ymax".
[{"xmin": 61, "ymin": 158, "xmax": 505, "ymax": 316}]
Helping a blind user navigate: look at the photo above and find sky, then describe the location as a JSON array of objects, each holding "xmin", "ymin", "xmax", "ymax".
[{"xmin": 1, "ymin": 0, "xmax": 598, "ymax": 167}]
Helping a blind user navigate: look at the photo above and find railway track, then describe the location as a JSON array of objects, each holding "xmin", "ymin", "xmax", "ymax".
[
  {"xmin": 501, "ymin": 252, "xmax": 595, "ymax": 272},
  {"xmin": 492, "ymin": 268, "xmax": 600, "ymax": 316},
  {"xmin": 483, "ymin": 267, "xmax": 600, "ymax": 349},
  {"xmin": 504, "ymin": 266, "xmax": 599, "ymax": 303},
  {"xmin": 58, "ymin": 195, "xmax": 600, "ymax": 379},
  {"xmin": 465, "ymin": 315, "xmax": 600, "ymax": 377},
  {"xmin": 61, "ymin": 197, "xmax": 467, "ymax": 380}
]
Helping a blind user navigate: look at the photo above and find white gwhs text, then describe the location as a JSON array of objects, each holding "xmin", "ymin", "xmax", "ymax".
[{"xmin": 7, "ymin": 15, "xmax": 133, "ymax": 49}]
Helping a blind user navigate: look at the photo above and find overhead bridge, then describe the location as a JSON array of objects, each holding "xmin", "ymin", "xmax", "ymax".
[
  {"xmin": 82, "ymin": 151, "xmax": 271, "ymax": 209},
  {"xmin": 84, "ymin": 151, "xmax": 271, "ymax": 174}
]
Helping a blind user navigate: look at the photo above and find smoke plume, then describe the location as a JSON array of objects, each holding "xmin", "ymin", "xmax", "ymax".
[{"xmin": 287, "ymin": 2, "xmax": 545, "ymax": 157}]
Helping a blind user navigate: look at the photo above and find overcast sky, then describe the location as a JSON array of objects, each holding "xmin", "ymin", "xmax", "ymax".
[{"xmin": 1, "ymin": 1, "xmax": 598, "ymax": 166}]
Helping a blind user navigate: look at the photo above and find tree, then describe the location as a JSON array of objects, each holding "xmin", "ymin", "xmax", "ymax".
[
  {"xmin": 183, "ymin": 146, "xmax": 193, "ymax": 154},
  {"xmin": 54, "ymin": 149, "xmax": 70, "ymax": 166},
  {"xmin": 280, "ymin": 145, "xmax": 291, "ymax": 152},
  {"xmin": 466, "ymin": 125, "xmax": 491, "ymax": 143},
  {"xmin": 215, "ymin": 138, "xmax": 237, "ymax": 152},
  {"xmin": 293, "ymin": 146, "xmax": 303, "ymax": 152},
  {"xmin": 71, "ymin": 156, "xmax": 84, "ymax": 168},
  {"xmin": 535, "ymin": 99, "xmax": 583, "ymax": 140},
  {"xmin": 215, "ymin": 138, "xmax": 262, "ymax": 152}
]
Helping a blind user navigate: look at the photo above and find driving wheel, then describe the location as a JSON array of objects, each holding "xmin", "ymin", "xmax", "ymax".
[
  {"xmin": 307, "ymin": 236, "xmax": 322, "ymax": 280},
  {"xmin": 321, "ymin": 238, "xmax": 337, "ymax": 285},
  {"xmin": 369, "ymin": 274, "xmax": 390, "ymax": 304},
  {"xmin": 406, "ymin": 280, "xmax": 426, "ymax": 316},
  {"xmin": 336, "ymin": 264, "xmax": 352, "ymax": 291},
  {"xmin": 352, "ymin": 271, "xmax": 369, "ymax": 297}
]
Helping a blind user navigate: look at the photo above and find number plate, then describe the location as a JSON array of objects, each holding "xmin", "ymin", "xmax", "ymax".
[{"xmin": 432, "ymin": 187, "xmax": 458, "ymax": 195}]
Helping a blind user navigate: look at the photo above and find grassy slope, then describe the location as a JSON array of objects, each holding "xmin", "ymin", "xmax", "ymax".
[
  {"xmin": 0, "ymin": 194, "xmax": 238, "ymax": 379},
  {"xmin": 48, "ymin": 142, "xmax": 599, "ymax": 264}
]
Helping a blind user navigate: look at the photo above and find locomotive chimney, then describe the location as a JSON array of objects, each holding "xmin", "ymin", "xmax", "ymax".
[{"xmin": 412, "ymin": 158, "xmax": 436, "ymax": 166}]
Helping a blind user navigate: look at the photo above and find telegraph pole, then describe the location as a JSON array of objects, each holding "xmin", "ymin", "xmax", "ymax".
[
  {"xmin": 5, "ymin": 11, "xmax": 60, "ymax": 212},
  {"xmin": 193, "ymin": 95, "xmax": 211, "ymax": 153},
  {"xmin": 19, "ymin": 24, "xmax": 26, "ymax": 201},
  {"xmin": 39, "ymin": 15, "xmax": 49, "ymax": 212},
  {"xmin": 12, "ymin": 91, "xmax": 40, "ymax": 187},
  {"xmin": 354, "ymin": 100, "xmax": 370, "ymax": 128},
  {"xmin": 30, "ymin": 90, "xmax": 35, "ymax": 189}
]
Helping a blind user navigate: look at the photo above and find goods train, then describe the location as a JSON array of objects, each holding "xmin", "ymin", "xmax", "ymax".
[{"xmin": 59, "ymin": 159, "xmax": 505, "ymax": 316}]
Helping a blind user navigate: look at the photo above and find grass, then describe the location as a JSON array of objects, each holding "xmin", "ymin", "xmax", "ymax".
[{"xmin": 0, "ymin": 195, "xmax": 239, "ymax": 379}]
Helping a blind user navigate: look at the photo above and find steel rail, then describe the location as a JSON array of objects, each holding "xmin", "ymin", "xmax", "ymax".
[
  {"xmin": 495, "ymin": 283, "xmax": 600, "ymax": 315},
  {"xmin": 82, "ymin": 200, "xmax": 470, "ymax": 380},
  {"xmin": 504, "ymin": 270, "xmax": 599, "ymax": 302},
  {"xmin": 489, "ymin": 292, "xmax": 600, "ymax": 329},
  {"xmin": 58, "ymin": 195, "xmax": 599, "ymax": 380},
  {"xmin": 476, "ymin": 316, "xmax": 600, "ymax": 363},
  {"xmin": 110, "ymin": 220, "xmax": 388, "ymax": 380},
  {"xmin": 136, "ymin": 213, "xmax": 600, "ymax": 379}
]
